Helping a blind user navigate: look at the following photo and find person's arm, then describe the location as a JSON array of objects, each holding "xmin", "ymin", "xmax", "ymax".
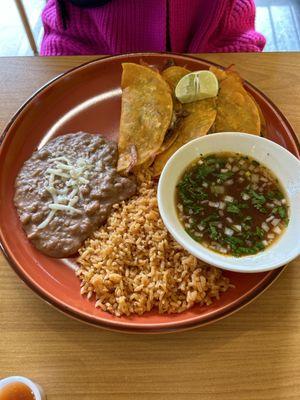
[{"xmin": 204, "ymin": 0, "xmax": 266, "ymax": 53}]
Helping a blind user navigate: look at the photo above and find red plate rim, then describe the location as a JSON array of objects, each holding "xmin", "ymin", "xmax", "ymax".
[{"xmin": 0, "ymin": 52, "xmax": 299, "ymax": 333}]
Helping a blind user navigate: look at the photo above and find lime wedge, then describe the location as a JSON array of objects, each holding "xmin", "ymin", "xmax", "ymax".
[{"xmin": 175, "ymin": 70, "xmax": 219, "ymax": 104}]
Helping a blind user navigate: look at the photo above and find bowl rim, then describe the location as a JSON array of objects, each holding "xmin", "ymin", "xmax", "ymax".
[
  {"xmin": 0, "ymin": 376, "xmax": 43, "ymax": 400},
  {"xmin": 158, "ymin": 132, "xmax": 300, "ymax": 273},
  {"xmin": 0, "ymin": 52, "xmax": 299, "ymax": 333}
]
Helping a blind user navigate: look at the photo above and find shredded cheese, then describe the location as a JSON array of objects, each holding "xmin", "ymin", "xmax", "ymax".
[
  {"xmin": 37, "ymin": 157, "xmax": 91, "ymax": 229},
  {"xmin": 48, "ymin": 203, "xmax": 82, "ymax": 214},
  {"xmin": 37, "ymin": 210, "xmax": 56, "ymax": 230}
]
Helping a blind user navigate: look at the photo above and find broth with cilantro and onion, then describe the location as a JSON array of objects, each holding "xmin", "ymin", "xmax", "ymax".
[{"xmin": 176, "ymin": 152, "xmax": 289, "ymax": 257}]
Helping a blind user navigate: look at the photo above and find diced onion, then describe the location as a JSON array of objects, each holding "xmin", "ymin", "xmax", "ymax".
[
  {"xmin": 224, "ymin": 195, "xmax": 234, "ymax": 203},
  {"xmin": 225, "ymin": 179, "xmax": 234, "ymax": 186},
  {"xmin": 226, "ymin": 217, "xmax": 233, "ymax": 224},
  {"xmin": 261, "ymin": 222, "xmax": 270, "ymax": 232},
  {"xmin": 202, "ymin": 182, "xmax": 208, "ymax": 188},
  {"xmin": 281, "ymin": 199, "xmax": 287, "ymax": 205},
  {"xmin": 271, "ymin": 218, "xmax": 280, "ymax": 226},
  {"xmin": 273, "ymin": 226, "xmax": 282, "ymax": 234},
  {"xmin": 242, "ymin": 193, "xmax": 250, "ymax": 201},
  {"xmin": 267, "ymin": 233, "xmax": 275, "ymax": 239},
  {"xmin": 220, "ymin": 168, "xmax": 228, "ymax": 173},
  {"xmin": 219, "ymin": 247, "xmax": 228, "ymax": 254},
  {"xmin": 233, "ymin": 224, "xmax": 242, "ymax": 232},
  {"xmin": 219, "ymin": 201, "xmax": 226, "ymax": 210},
  {"xmin": 225, "ymin": 227, "xmax": 234, "ymax": 236},
  {"xmin": 262, "ymin": 240, "xmax": 268, "ymax": 246},
  {"xmin": 266, "ymin": 215, "xmax": 274, "ymax": 223}
]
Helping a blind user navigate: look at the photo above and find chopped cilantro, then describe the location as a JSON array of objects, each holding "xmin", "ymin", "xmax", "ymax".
[
  {"xmin": 224, "ymin": 236, "xmax": 243, "ymax": 252},
  {"xmin": 267, "ymin": 190, "xmax": 283, "ymax": 200},
  {"xmin": 209, "ymin": 224, "xmax": 219, "ymax": 240},
  {"xmin": 176, "ymin": 152, "xmax": 288, "ymax": 258},
  {"xmin": 217, "ymin": 171, "xmax": 234, "ymax": 182},
  {"xmin": 277, "ymin": 206, "xmax": 287, "ymax": 219},
  {"xmin": 250, "ymin": 190, "xmax": 266, "ymax": 203},
  {"xmin": 255, "ymin": 227, "xmax": 264, "ymax": 239},
  {"xmin": 200, "ymin": 213, "xmax": 219, "ymax": 228},
  {"xmin": 232, "ymin": 241, "xmax": 265, "ymax": 257},
  {"xmin": 248, "ymin": 190, "xmax": 267, "ymax": 213},
  {"xmin": 227, "ymin": 204, "xmax": 241, "ymax": 214},
  {"xmin": 196, "ymin": 165, "xmax": 216, "ymax": 179}
]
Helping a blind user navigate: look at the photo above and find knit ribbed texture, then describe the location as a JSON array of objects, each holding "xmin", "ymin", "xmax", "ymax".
[
  {"xmin": 203, "ymin": 0, "xmax": 266, "ymax": 52},
  {"xmin": 41, "ymin": 0, "xmax": 265, "ymax": 55}
]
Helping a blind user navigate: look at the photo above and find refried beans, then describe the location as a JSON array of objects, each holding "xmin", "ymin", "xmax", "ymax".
[{"xmin": 14, "ymin": 132, "xmax": 136, "ymax": 257}]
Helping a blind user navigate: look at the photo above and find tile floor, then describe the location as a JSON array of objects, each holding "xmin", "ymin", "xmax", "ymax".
[{"xmin": 0, "ymin": 0, "xmax": 300, "ymax": 56}]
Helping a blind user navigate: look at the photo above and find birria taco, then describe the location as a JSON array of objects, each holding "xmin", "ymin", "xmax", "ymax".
[{"xmin": 117, "ymin": 63, "xmax": 173, "ymax": 172}]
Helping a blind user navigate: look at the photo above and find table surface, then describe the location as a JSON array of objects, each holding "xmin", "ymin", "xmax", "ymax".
[{"xmin": 0, "ymin": 53, "xmax": 300, "ymax": 400}]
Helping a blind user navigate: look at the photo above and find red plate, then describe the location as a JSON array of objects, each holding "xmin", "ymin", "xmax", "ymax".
[{"xmin": 0, "ymin": 53, "xmax": 299, "ymax": 333}]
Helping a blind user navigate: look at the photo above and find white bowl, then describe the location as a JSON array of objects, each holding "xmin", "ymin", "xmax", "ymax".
[
  {"xmin": 0, "ymin": 376, "xmax": 45, "ymax": 400},
  {"xmin": 158, "ymin": 132, "xmax": 300, "ymax": 273}
]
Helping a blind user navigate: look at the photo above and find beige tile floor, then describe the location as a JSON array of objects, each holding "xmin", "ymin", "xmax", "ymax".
[{"xmin": 0, "ymin": 0, "xmax": 300, "ymax": 56}]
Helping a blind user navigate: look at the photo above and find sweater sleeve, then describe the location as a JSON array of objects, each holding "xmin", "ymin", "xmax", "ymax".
[{"xmin": 204, "ymin": 0, "xmax": 266, "ymax": 52}]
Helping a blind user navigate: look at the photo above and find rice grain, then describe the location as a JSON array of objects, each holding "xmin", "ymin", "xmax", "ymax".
[{"xmin": 77, "ymin": 174, "xmax": 230, "ymax": 316}]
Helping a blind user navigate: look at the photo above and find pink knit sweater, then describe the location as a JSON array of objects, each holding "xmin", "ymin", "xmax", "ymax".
[{"xmin": 41, "ymin": 0, "xmax": 265, "ymax": 55}]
